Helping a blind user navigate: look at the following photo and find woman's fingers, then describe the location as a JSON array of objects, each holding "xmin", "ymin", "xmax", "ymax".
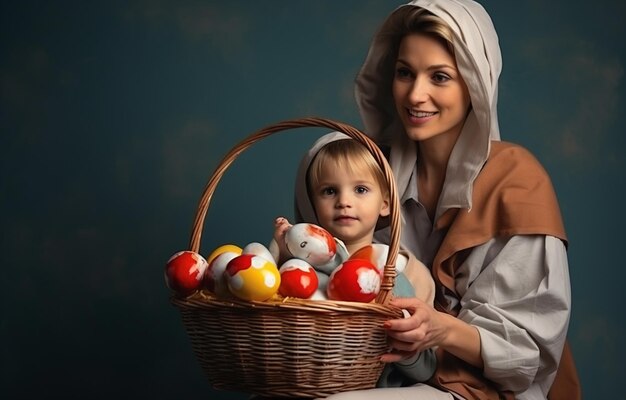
[
  {"xmin": 389, "ymin": 296, "xmax": 421, "ymax": 311},
  {"xmin": 383, "ymin": 297, "xmax": 440, "ymax": 354},
  {"xmin": 384, "ymin": 300, "xmax": 428, "ymax": 332},
  {"xmin": 380, "ymin": 349, "xmax": 418, "ymax": 363}
]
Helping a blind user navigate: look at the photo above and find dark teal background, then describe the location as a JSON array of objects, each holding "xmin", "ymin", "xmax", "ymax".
[{"xmin": 2, "ymin": 1, "xmax": 624, "ymax": 399}]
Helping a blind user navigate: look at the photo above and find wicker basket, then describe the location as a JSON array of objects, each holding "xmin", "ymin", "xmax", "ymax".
[{"xmin": 171, "ymin": 117, "xmax": 404, "ymax": 398}]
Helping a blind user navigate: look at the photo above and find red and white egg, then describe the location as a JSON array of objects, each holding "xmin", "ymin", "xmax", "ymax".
[
  {"xmin": 204, "ymin": 250, "xmax": 240, "ymax": 297},
  {"xmin": 350, "ymin": 243, "xmax": 408, "ymax": 274},
  {"xmin": 285, "ymin": 223, "xmax": 337, "ymax": 268},
  {"xmin": 327, "ymin": 259, "xmax": 381, "ymax": 303},
  {"xmin": 165, "ymin": 250, "xmax": 209, "ymax": 296},
  {"xmin": 278, "ymin": 259, "xmax": 319, "ymax": 299},
  {"xmin": 310, "ymin": 271, "xmax": 330, "ymax": 300},
  {"xmin": 225, "ymin": 254, "xmax": 281, "ymax": 301},
  {"xmin": 314, "ymin": 237, "xmax": 350, "ymax": 274},
  {"xmin": 242, "ymin": 242, "xmax": 276, "ymax": 264}
]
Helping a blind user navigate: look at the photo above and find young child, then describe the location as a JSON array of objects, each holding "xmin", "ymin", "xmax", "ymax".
[{"xmin": 274, "ymin": 132, "xmax": 437, "ymax": 386}]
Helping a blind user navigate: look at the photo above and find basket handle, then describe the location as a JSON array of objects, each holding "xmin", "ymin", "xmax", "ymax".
[{"xmin": 188, "ymin": 117, "xmax": 400, "ymax": 305}]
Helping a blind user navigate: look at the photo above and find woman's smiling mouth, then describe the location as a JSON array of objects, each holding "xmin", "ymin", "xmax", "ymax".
[{"xmin": 408, "ymin": 109, "xmax": 437, "ymax": 118}]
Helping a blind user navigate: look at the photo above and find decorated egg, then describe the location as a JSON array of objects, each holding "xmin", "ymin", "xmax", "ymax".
[
  {"xmin": 206, "ymin": 243, "xmax": 243, "ymax": 265},
  {"xmin": 225, "ymin": 254, "xmax": 281, "ymax": 301},
  {"xmin": 268, "ymin": 238, "xmax": 280, "ymax": 264},
  {"xmin": 204, "ymin": 250, "xmax": 240, "ymax": 297},
  {"xmin": 327, "ymin": 259, "xmax": 381, "ymax": 302},
  {"xmin": 315, "ymin": 237, "xmax": 350, "ymax": 274},
  {"xmin": 285, "ymin": 223, "xmax": 337, "ymax": 268},
  {"xmin": 310, "ymin": 271, "xmax": 330, "ymax": 300},
  {"xmin": 350, "ymin": 244, "xmax": 408, "ymax": 274},
  {"xmin": 278, "ymin": 259, "xmax": 319, "ymax": 299},
  {"xmin": 242, "ymin": 242, "xmax": 276, "ymax": 264},
  {"xmin": 165, "ymin": 251, "xmax": 209, "ymax": 296}
]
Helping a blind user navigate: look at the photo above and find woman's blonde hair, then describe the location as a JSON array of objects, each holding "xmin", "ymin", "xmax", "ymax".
[
  {"xmin": 381, "ymin": 7, "xmax": 455, "ymax": 56},
  {"xmin": 307, "ymin": 139, "xmax": 388, "ymax": 199}
]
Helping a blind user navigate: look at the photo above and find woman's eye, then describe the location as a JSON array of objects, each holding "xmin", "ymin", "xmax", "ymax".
[{"xmin": 433, "ymin": 72, "xmax": 451, "ymax": 84}]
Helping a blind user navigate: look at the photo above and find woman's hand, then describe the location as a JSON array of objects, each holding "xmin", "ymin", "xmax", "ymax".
[
  {"xmin": 381, "ymin": 297, "xmax": 483, "ymax": 368},
  {"xmin": 381, "ymin": 297, "xmax": 448, "ymax": 363}
]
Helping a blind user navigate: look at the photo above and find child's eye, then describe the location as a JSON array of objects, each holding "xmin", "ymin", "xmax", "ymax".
[
  {"xmin": 394, "ymin": 66, "xmax": 413, "ymax": 80},
  {"xmin": 432, "ymin": 72, "xmax": 451, "ymax": 84},
  {"xmin": 321, "ymin": 187, "xmax": 336, "ymax": 196},
  {"xmin": 355, "ymin": 186, "xmax": 369, "ymax": 194}
]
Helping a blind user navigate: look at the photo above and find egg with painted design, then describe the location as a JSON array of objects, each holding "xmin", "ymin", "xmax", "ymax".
[
  {"xmin": 278, "ymin": 258, "xmax": 319, "ymax": 299},
  {"xmin": 327, "ymin": 259, "xmax": 381, "ymax": 303},
  {"xmin": 204, "ymin": 250, "xmax": 240, "ymax": 297},
  {"xmin": 225, "ymin": 254, "xmax": 281, "ymax": 301},
  {"xmin": 165, "ymin": 251, "xmax": 209, "ymax": 296},
  {"xmin": 284, "ymin": 223, "xmax": 337, "ymax": 267},
  {"xmin": 242, "ymin": 242, "xmax": 276, "ymax": 265},
  {"xmin": 206, "ymin": 244, "xmax": 243, "ymax": 265}
]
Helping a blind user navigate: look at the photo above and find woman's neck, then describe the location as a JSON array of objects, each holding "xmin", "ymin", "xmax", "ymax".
[{"xmin": 417, "ymin": 133, "xmax": 457, "ymax": 221}]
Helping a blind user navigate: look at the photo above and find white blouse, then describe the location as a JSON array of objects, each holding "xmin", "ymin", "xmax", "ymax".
[{"xmin": 375, "ymin": 171, "xmax": 571, "ymax": 399}]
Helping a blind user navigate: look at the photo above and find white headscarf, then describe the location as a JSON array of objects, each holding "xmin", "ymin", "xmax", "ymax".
[
  {"xmin": 294, "ymin": 132, "xmax": 351, "ymax": 224},
  {"xmin": 355, "ymin": 0, "xmax": 502, "ymax": 213}
]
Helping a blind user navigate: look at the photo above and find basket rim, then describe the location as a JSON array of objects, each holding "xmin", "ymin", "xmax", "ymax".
[{"xmin": 172, "ymin": 290, "xmax": 403, "ymax": 318}]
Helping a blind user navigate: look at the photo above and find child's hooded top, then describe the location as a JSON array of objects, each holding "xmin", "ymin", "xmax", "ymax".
[
  {"xmin": 353, "ymin": 0, "xmax": 579, "ymax": 399},
  {"xmin": 293, "ymin": 131, "xmax": 435, "ymax": 306},
  {"xmin": 293, "ymin": 132, "xmax": 437, "ymax": 385}
]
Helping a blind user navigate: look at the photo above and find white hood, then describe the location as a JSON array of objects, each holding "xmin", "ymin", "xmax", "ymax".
[
  {"xmin": 294, "ymin": 132, "xmax": 351, "ymax": 225},
  {"xmin": 355, "ymin": 0, "xmax": 502, "ymax": 212}
]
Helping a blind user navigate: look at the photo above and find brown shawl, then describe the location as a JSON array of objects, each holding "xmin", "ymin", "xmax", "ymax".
[{"xmin": 427, "ymin": 141, "xmax": 580, "ymax": 399}]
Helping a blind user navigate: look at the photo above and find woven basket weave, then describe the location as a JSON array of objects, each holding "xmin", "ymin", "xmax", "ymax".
[{"xmin": 171, "ymin": 117, "xmax": 404, "ymax": 398}]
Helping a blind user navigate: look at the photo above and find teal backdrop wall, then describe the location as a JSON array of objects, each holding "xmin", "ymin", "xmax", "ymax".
[{"xmin": 2, "ymin": 1, "xmax": 624, "ymax": 399}]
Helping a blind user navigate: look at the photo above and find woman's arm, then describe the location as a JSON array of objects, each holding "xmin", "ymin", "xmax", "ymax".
[
  {"xmin": 458, "ymin": 235, "xmax": 571, "ymax": 391},
  {"xmin": 381, "ymin": 298, "xmax": 483, "ymax": 369},
  {"xmin": 382, "ymin": 235, "xmax": 571, "ymax": 393}
]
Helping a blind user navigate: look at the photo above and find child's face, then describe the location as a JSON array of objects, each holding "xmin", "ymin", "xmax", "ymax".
[{"xmin": 310, "ymin": 163, "xmax": 390, "ymax": 252}]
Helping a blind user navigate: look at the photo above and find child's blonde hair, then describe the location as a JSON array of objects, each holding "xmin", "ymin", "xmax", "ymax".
[{"xmin": 306, "ymin": 139, "xmax": 389, "ymax": 199}]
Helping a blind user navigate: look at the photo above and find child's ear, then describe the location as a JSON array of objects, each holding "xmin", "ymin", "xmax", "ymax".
[{"xmin": 379, "ymin": 198, "xmax": 390, "ymax": 217}]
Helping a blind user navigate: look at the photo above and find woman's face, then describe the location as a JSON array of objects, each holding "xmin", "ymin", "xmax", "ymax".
[{"xmin": 392, "ymin": 33, "xmax": 471, "ymax": 144}]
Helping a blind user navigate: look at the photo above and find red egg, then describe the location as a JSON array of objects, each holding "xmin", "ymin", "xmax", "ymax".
[
  {"xmin": 165, "ymin": 251, "xmax": 208, "ymax": 296},
  {"xmin": 327, "ymin": 259, "xmax": 381, "ymax": 302},
  {"xmin": 278, "ymin": 259, "xmax": 319, "ymax": 299}
]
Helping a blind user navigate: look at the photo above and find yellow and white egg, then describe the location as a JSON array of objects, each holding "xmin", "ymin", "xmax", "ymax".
[{"xmin": 225, "ymin": 254, "xmax": 280, "ymax": 301}]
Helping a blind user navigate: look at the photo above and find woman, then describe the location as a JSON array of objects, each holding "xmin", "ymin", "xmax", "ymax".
[{"xmin": 322, "ymin": 0, "xmax": 580, "ymax": 399}]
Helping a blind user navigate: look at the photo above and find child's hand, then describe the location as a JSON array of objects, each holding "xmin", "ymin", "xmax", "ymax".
[{"xmin": 272, "ymin": 217, "xmax": 293, "ymax": 265}]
